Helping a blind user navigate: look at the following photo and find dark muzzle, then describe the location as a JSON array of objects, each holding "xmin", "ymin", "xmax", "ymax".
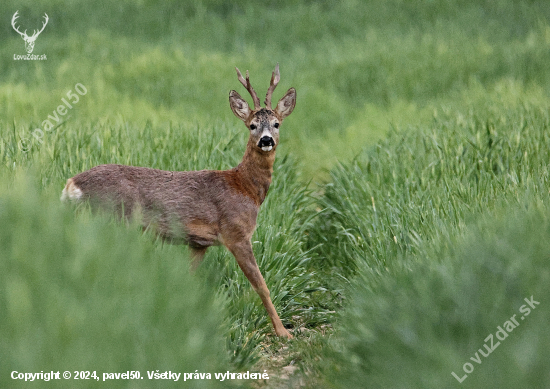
[{"xmin": 258, "ymin": 136, "xmax": 275, "ymax": 149}]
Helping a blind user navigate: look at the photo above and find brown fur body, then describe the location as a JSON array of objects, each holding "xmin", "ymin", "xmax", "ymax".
[{"xmin": 68, "ymin": 148, "xmax": 270, "ymax": 248}]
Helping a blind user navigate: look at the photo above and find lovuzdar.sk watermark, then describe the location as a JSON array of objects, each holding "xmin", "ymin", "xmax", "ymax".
[
  {"xmin": 11, "ymin": 10, "xmax": 48, "ymax": 60},
  {"xmin": 14, "ymin": 53, "xmax": 47, "ymax": 61},
  {"xmin": 451, "ymin": 295, "xmax": 540, "ymax": 383}
]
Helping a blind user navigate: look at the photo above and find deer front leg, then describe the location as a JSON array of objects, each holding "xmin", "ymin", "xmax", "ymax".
[{"xmin": 226, "ymin": 240, "xmax": 292, "ymax": 338}]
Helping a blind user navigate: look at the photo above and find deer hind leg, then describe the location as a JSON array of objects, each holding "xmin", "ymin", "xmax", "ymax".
[{"xmin": 226, "ymin": 240, "xmax": 292, "ymax": 338}]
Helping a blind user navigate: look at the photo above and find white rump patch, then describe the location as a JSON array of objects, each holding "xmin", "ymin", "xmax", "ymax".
[
  {"xmin": 60, "ymin": 179, "xmax": 83, "ymax": 201},
  {"xmin": 261, "ymin": 145, "xmax": 273, "ymax": 152}
]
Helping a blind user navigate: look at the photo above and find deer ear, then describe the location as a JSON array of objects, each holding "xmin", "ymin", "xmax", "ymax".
[
  {"xmin": 229, "ymin": 90, "xmax": 251, "ymax": 122},
  {"xmin": 275, "ymin": 88, "xmax": 296, "ymax": 120}
]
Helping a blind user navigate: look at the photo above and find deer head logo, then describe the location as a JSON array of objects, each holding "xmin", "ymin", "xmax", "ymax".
[{"xmin": 11, "ymin": 11, "xmax": 49, "ymax": 54}]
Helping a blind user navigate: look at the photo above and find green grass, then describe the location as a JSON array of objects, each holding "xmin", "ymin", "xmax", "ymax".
[
  {"xmin": 2, "ymin": 0, "xmax": 550, "ymax": 178},
  {"xmin": 2, "ymin": 0, "xmax": 550, "ymax": 387},
  {"xmin": 309, "ymin": 87, "xmax": 550, "ymax": 277},
  {"xmin": 324, "ymin": 202, "xmax": 550, "ymax": 388},
  {"xmin": 308, "ymin": 97, "xmax": 550, "ymax": 388},
  {"xmin": 0, "ymin": 173, "xmax": 231, "ymax": 389}
]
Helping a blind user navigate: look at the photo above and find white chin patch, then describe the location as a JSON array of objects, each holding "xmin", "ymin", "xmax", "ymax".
[{"xmin": 261, "ymin": 145, "xmax": 273, "ymax": 152}]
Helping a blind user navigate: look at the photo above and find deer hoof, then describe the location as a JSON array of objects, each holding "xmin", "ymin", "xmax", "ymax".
[{"xmin": 277, "ymin": 328, "xmax": 293, "ymax": 339}]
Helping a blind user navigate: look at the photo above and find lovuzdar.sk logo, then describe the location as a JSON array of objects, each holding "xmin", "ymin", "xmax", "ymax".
[{"xmin": 12, "ymin": 10, "xmax": 48, "ymax": 60}]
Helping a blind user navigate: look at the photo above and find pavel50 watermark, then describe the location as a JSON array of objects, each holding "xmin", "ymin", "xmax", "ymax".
[
  {"xmin": 451, "ymin": 295, "xmax": 540, "ymax": 383},
  {"xmin": 19, "ymin": 83, "xmax": 88, "ymax": 152}
]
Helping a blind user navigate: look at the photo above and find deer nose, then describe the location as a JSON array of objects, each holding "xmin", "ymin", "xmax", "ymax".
[
  {"xmin": 258, "ymin": 136, "xmax": 274, "ymax": 147},
  {"xmin": 258, "ymin": 136, "xmax": 275, "ymax": 151}
]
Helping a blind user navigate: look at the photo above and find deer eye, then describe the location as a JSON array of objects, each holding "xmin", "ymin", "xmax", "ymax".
[
  {"xmin": 274, "ymin": 123, "xmax": 279, "ymax": 128},
  {"xmin": 250, "ymin": 124, "xmax": 257, "ymax": 130}
]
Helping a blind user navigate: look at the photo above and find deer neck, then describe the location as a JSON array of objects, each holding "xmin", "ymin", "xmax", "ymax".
[{"xmin": 234, "ymin": 139, "xmax": 276, "ymax": 205}]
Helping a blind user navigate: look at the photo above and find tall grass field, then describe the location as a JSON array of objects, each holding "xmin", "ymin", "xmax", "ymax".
[{"xmin": 1, "ymin": 0, "xmax": 550, "ymax": 388}]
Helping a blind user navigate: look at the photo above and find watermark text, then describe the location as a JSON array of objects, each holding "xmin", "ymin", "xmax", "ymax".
[
  {"xmin": 19, "ymin": 83, "xmax": 87, "ymax": 152},
  {"xmin": 451, "ymin": 295, "xmax": 540, "ymax": 383}
]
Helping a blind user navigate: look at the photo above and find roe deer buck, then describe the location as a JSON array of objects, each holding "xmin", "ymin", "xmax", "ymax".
[{"xmin": 61, "ymin": 64, "xmax": 296, "ymax": 338}]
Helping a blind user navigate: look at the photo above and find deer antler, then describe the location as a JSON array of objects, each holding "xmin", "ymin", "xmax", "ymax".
[
  {"xmin": 11, "ymin": 11, "xmax": 28, "ymax": 38},
  {"xmin": 235, "ymin": 67, "xmax": 261, "ymax": 110},
  {"xmin": 264, "ymin": 63, "xmax": 280, "ymax": 110},
  {"xmin": 11, "ymin": 11, "xmax": 49, "ymax": 40},
  {"xmin": 31, "ymin": 13, "xmax": 49, "ymax": 39}
]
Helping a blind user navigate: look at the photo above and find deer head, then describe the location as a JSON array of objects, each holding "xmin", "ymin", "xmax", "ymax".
[
  {"xmin": 12, "ymin": 11, "xmax": 49, "ymax": 54},
  {"xmin": 229, "ymin": 64, "xmax": 296, "ymax": 153}
]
